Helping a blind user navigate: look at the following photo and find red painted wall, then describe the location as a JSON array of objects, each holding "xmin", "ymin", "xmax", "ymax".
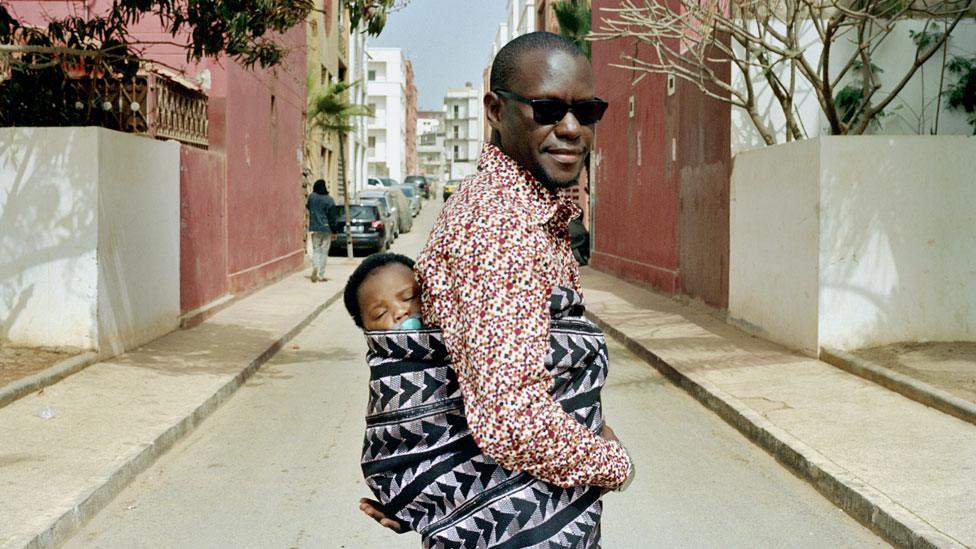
[
  {"xmin": 179, "ymin": 146, "xmax": 227, "ymax": 313},
  {"xmin": 590, "ymin": 0, "xmax": 731, "ymax": 307},
  {"xmin": 591, "ymin": 28, "xmax": 680, "ymax": 294}
]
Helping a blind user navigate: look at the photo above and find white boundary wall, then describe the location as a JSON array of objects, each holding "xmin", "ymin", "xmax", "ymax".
[
  {"xmin": 729, "ymin": 136, "xmax": 976, "ymax": 355},
  {"xmin": 0, "ymin": 127, "xmax": 179, "ymax": 354}
]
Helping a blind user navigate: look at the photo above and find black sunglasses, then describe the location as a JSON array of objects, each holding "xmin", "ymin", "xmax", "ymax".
[{"xmin": 493, "ymin": 89, "xmax": 609, "ymax": 126}]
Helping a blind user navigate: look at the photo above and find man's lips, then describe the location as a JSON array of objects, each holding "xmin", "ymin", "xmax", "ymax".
[{"xmin": 545, "ymin": 149, "xmax": 584, "ymax": 164}]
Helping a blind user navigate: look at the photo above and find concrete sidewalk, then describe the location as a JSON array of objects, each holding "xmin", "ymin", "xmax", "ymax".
[
  {"xmin": 0, "ymin": 261, "xmax": 357, "ymax": 549},
  {"xmin": 581, "ymin": 267, "xmax": 975, "ymax": 549}
]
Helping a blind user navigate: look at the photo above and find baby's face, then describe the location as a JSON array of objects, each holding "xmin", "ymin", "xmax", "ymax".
[{"xmin": 357, "ymin": 263, "xmax": 422, "ymax": 331}]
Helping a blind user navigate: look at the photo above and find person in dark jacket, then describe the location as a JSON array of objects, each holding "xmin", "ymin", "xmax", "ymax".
[{"xmin": 307, "ymin": 179, "xmax": 337, "ymax": 282}]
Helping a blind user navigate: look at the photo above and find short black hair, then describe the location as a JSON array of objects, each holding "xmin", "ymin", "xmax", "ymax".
[
  {"xmin": 313, "ymin": 179, "xmax": 328, "ymax": 194},
  {"xmin": 343, "ymin": 253, "xmax": 416, "ymax": 328},
  {"xmin": 490, "ymin": 31, "xmax": 584, "ymax": 92}
]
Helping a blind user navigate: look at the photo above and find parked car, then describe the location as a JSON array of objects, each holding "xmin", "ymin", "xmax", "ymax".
[
  {"xmin": 359, "ymin": 187, "xmax": 412, "ymax": 234},
  {"xmin": 443, "ymin": 179, "xmax": 461, "ymax": 201},
  {"xmin": 403, "ymin": 175, "xmax": 428, "ymax": 199},
  {"xmin": 328, "ymin": 203, "xmax": 391, "ymax": 254},
  {"xmin": 396, "ymin": 184, "xmax": 421, "ymax": 217},
  {"xmin": 356, "ymin": 192, "xmax": 399, "ymax": 237}
]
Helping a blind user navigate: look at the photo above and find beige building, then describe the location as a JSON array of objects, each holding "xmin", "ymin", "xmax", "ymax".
[
  {"xmin": 404, "ymin": 59, "xmax": 418, "ymax": 176},
  {"xmin": 417, "ymin": 110, "xmax": 446, "ymax": 181},
  {"xmin": 305, "ymin": 0, "xmax": 349, "ymax": 195}
]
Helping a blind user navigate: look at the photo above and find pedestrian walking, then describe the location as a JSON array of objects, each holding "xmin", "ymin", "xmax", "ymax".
[
  {"xmin": 306, "ymin": 179, "xmax": 336, "ymax": 283},
  {"xmin": 359, "ymin": 32, "xmax": 633, "ymax": 547}
]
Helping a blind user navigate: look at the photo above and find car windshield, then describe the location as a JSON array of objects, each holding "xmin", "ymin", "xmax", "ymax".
[
  {"xmin": 396, "ymin": 186, "xmax": 415, "ymax": 197},
  {"xmin": 379, "ymin": 178, "xmax": 399, "ymax": 187},
  {"xmin": 330, "ymin": 205, "xmax": 377, "ymax": 220},
  {"xmin": 361, "ymin": 196, "xmax": 390, "ymax": 211},
  {"xmin": 359, "ymin": 195, "xmax": 389, "ymax": 209},
  {"xmin": 404, "ymin": 176, "xmax": 424, "ymax": 184}
]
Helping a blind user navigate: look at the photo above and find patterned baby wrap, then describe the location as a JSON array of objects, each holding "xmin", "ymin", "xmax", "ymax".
[{"xmin": 361, "ymin": 286, "xmax": 609, "ymax": 548}]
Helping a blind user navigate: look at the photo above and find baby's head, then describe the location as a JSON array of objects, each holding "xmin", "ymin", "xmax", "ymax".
[{"xmin": 343, "ymin": 253, "xmax": 422, "ymax": 331}]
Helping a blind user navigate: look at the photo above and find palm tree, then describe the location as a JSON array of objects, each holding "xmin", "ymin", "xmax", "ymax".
[
  {"xmin": 552, "ymin": 0, "xmax": 591, "ymax": 59},
  {"xmin": 308, "ymin": 80, "xmax": 371, "ymax": 258}
]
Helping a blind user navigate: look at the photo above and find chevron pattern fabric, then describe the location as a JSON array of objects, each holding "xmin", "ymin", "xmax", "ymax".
[{"xmin": 362, "ymin": 286, "xmax": 609, "ymax": 548}]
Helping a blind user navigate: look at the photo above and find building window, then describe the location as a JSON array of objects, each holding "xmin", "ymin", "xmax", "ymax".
[
  {"xmin": 453, "ymin": 125, "xmax": 459, "ymax": 138},
  {"xmin": 453, "ymin": 105, "xmax": 459, "ymax": 117},
  {"xmin": 368, "ymin": 136, "xmax": 376, "ymax": 148},
  {"xmin": 453, "ymin": 145, "xmax": 459, "ymax": 160},
  {"xmin": 368, "ymin": 103, "xmax": 376, "ymax": 118},
  {"xmin": 368, "ymin": 70, "xmax": 376, "ymax": 81}
]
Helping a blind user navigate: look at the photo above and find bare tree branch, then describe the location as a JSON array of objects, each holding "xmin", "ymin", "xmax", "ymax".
[{"xmin": 592, "ymin": 0, "xmax": 976, "ymax": 141}]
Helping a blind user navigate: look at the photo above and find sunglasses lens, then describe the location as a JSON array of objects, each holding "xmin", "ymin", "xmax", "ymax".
[
  {"xmin": 531, "ymin": 100, "xmax": 569, "ymax": 125},
  {"xmin": 573, "ymin": 100, "xmax": 608, "ymax": 125}
]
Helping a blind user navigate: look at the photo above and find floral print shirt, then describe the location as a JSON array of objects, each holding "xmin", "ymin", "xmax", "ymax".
[{"xmin": 415, "ymin": 143, "xmax": 631, "ymax": 488}]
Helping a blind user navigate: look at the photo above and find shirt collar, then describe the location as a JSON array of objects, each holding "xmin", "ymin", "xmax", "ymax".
[{"xmin": 479, "ymin": 143, "xmax": 580, "ymax": 228}]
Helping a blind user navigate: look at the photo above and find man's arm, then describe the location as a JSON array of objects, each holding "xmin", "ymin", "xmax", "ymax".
[{"xmin": 421, "ymin": 219, "xmax": 630, "ymax": 489}]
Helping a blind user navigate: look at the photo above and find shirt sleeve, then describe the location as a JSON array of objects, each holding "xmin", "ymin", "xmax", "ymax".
[{"xmin": 421, "ymin": 217, "xmax": 631, "ymax": 489}]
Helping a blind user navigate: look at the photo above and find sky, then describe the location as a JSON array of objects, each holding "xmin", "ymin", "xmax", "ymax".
[{"xmin": 368, "ymin": 0, "xmax": 508, "ymax": 111}]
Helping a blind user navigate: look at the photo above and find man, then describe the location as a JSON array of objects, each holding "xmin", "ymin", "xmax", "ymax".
[
  {"xmin": 306, "ymin": 179, "xmax": 336, "ymax": 282},
  {"xmin": 361, "ymin": 31, "xmax": 633, "ymax": 540}
]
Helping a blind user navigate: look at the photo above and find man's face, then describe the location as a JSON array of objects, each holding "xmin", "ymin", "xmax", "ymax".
[{"xmin": 488, "ymin": 49, "xmax": 596, "ymax": 191}]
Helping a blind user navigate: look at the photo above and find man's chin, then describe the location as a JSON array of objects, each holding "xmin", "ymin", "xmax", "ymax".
[{"xmin": 534, "ymin": 167, "xmax": 581, "ymax": 191}]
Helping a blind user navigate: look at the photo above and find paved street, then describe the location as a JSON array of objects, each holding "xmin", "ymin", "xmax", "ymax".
[{"xmin": 64, "ymin": 202, "xmax": 884, "ymax": 548}]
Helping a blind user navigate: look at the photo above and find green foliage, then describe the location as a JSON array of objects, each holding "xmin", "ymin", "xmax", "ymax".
[
  {"xmin": 909, "ymin": 25, "xmax": 945, "ymax": 51},
  {"xmin": 833, "ymin": 59, "xmax": 885, "ymax": 129},
  {"xmin": 944, "ymin": 55, "xmax": 976, "ymax": 134},
  {"xmin": 345, "ymin": 0, "xmax": 400, "ymax": 36},
  {"xmin": 552, "ymin": 0, "xmax": 591, "ymax": 59},
  {"xmin": 308, "ymin": 80, "xmax": 371, "ymax": 136},
  {"xmin": 0, "ymin": 9, "xmax": 140, "ymax": 126}
]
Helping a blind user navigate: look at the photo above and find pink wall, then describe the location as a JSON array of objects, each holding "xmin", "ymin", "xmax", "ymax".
[{"xmin": 222, "ymin": 30, "xmax": 307, "ymax": 295}]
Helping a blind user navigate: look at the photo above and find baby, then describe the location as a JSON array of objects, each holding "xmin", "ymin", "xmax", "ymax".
[
  {"xmin": 342, "ymin": 252, "xmax": 423, "ymax": 332},
  {"xmin": 343, "ymin": 252, "xmax": 616, "ymax": 547}
]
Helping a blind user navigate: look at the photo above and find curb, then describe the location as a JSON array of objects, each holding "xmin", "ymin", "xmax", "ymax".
[
  {"xmin": 820, "ymin": 346, "xmax": 976, "ymax": 428},
  {"xmin": 22, "ymin": 288, "xmax": 346, "ymax": 549},
  {"xmin": 586, "ymin": 310, "xmax": 964, "ymax": 549},
  {"xmin": 0, "ymin": 352, "xmax": 99, "ymax": 409}
]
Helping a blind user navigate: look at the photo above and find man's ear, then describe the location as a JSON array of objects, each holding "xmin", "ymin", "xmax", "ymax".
[{"xmin": 484, "ymin": 91, "xmax": 504, "ymax": 131}]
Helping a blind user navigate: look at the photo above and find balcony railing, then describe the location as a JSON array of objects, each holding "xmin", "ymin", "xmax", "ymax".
[{"xmin": 148, "ymin": 72, "xmax": 208, "ymax": 147}]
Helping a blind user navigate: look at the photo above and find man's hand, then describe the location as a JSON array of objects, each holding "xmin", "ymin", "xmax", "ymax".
[{"xmin": 359, "ymin": 498, "xmax": 408, "ymax": 534}]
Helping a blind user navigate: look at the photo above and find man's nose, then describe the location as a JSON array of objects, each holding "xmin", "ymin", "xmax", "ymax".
[{"xmin": 554, "ymin": 111, "xmax": 582, "ymax": 139}]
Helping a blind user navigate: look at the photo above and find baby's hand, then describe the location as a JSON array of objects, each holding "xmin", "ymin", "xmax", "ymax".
[{"xmin": 359, "ymin": 497, "xmax": 408, "ymax": 534}]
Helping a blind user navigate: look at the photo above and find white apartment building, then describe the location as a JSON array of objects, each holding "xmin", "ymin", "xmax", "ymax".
[
  {"xmin": 347, "ymin": 25, "xmax": 369, "ymax": 198},
  {"xmin": 443, "ymin": 84, "xmax": 482, "ymax": 180},
  {"xmin": 366, "ymin": 47, "xmax": 407, "ymax": 180}
]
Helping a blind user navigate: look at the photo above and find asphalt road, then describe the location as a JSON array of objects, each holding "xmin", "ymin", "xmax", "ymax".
[{"xmin": 65, "ymin": 199, "xmax": 886, "ymax": 548}]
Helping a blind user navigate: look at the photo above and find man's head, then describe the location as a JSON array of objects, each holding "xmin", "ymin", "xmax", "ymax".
[
  {"xmin": 313, "ymin": 179, "xmax": 328, "ymax": 194},
  {"xmin": 343, "ymin": 253, "xmax": 421, "ymax": 331},
  {"xmin": 486, "ymin": 32, "xmax": 604, "ymax": 191}
]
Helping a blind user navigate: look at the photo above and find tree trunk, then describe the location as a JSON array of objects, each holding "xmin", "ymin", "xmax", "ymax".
[{"xmin": 340, "ymin": 133, "xmax": 353, "ymax": 258}]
